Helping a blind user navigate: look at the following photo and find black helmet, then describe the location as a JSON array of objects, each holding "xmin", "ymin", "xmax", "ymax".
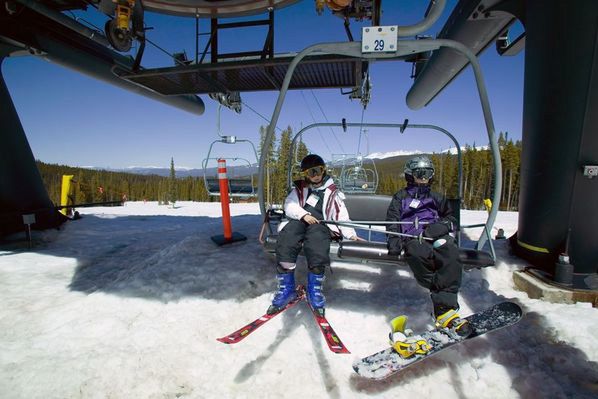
[
  {"xmin": 404, "ymin": 155, "xmax": 435, "ymax": 184},
  {"xmin": 301, "ymin": 154, "xmax": 325, "ymax": 171}
]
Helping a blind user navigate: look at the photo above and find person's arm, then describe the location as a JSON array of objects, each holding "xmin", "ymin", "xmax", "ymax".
[
  {"xmin": 386, "ymin": 193, "xmax": 403, "ymax": 254},
  {"xmin": 435, "ymin": 193, "xmax": 457, "ymax": 230},
  {"xmin": 283, "ymin": 187, "xmax": 310, "ymax": 221},
  {"xmin": 335, "ymin": 192, "xmax": 359, "ymax": 240},
  {"xmin": 424, "ymin": 192, "xmax": 457, "ymax": 239}
]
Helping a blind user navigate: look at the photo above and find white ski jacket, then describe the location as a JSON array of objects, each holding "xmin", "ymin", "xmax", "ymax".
[{"xmin": 279, "ymin": 177, "xmax": 357, "ymax": 239}]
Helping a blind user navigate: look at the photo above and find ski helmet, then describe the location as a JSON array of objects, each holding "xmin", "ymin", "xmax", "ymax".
[
  {"xmin": 300, "ymin": 154, "xmax": 326, "ymax": 170},
  {"xmin": 300, "ymin": 154, "xmax": 326, "ymax": 179},
  {"xmin": 404, "ymin": 155, "xmax": 435, "ymax": 183}
]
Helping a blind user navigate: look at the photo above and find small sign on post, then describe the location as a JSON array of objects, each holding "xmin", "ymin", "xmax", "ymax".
[
  {"xmin": 22, "ymin": 213, "xmax": 36, "ymax": 248},
  {"xmin": 361, "ymin": 26, "xmax": 398, "ymax": 53}
]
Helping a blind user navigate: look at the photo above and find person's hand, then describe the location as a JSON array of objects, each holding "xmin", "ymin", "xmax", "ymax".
[
  {"xmin": 302, "ymin": 214, "xmax": 319, "ymax": 224},
  {"xmin": 349, "ymin": 235, "xmax": 366, "ymax": 241},
  {"xmin": 387, "ymin": 239, "xmax": 402, "ymax": 257},
  {"xmin": 424, "ymin": 222, "xmax": 450, "ymax": 240}
]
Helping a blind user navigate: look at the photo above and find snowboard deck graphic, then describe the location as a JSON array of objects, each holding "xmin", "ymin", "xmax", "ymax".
[{"xmin": 353, "ymin": 301, "xmax": 523, "ymax": 380}]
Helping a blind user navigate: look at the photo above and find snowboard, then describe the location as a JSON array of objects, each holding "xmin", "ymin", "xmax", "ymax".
[{"xmin": 353, "ymin": 301, "xmax": 523, "ymax": 380}]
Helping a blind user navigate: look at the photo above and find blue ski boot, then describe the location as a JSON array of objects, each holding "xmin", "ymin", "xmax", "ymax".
[
  {"xmin": 307, "ymin": 272, "xmax": 326, "ymax": 316},
  {"xmin": 267, "ymin": 272, "xmax": 296, "ymax": 315}
]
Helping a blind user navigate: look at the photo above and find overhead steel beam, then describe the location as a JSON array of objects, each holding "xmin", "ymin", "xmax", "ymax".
[
  {"xmin": 1, "ymin": 3, "xmax": 205, "ymax": 115},
  {"xmin": 406, "ymin": 0, "xmax": 519, "ymax": 110}
]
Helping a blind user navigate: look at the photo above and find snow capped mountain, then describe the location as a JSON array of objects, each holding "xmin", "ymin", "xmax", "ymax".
[
  {"xmin": 363, "ymin": 145, "xmax": 490, "ymax": 159},
  {"xmin": 365, "ymin": 150, "xmax": 424, "ymax": 159},
  {"xmin": 442, "ymin": 145, "xmax": 489, "ymax": 155}
]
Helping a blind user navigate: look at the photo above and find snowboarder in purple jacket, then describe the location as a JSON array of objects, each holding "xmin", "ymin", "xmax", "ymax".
[{"xmin": 386, "ymin": 156, "xmax": 471, "ymax": 337}]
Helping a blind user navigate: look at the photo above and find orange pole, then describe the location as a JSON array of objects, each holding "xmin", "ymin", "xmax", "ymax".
[{"xmin": 218, "ymin": 159, "xmax": 232, "ymax": 240}]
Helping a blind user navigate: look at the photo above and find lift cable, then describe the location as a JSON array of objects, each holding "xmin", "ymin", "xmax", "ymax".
[
  {"xmin": 310, "ymin": 90, "xmax": 345, "ymax": 153},
  {"xmin": 241, "ymin": 100, "xmax": 283, "ymax": 133},
  {"xmin": 300, "ymin": 91, "xmax": 333, "ymax": 154}
]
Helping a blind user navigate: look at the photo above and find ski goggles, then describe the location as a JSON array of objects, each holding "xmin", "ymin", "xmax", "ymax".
[
  {"xmin": 303, "ymin": 166, "xmax": 325, "ymax": 177},
  {"xmin": 412, "ymin": 168, "xmax": 434, "ymax": 180}
]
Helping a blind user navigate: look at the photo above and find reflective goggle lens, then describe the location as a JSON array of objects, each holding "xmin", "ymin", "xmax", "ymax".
[
  {"xmin": 413, "ymin": 168, "xmax": 434, "ymax": 180},
  {"xmin": 303, "ymin": 166, "xmax": 325, "ymax": 177}
]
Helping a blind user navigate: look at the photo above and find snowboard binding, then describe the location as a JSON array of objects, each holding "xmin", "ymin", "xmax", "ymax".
[
  {"xmin": 389, "ymin": 315, "xmax": 432, "ymax": 358},
  {"xmin": 435, "ymin": 309, "xmax": 472, "ymax": 339}
]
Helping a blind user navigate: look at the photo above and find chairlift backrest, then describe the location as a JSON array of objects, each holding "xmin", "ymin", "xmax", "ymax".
[{"xmin": 202, "ymin": 156, "xmax": 257, "ymax": 198}]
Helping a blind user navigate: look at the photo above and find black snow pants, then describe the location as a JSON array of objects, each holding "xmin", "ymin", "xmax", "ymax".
[
  {"xmin": 276, "ymin": 219, "xmax": 331, "ymax": 274},
  {"xmin": 403, "ymin": 235, "xmax": 463, "ymax": 317}
]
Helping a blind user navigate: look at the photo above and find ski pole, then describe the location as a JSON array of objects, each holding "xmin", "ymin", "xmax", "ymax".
[{"xmin": 319, "ymin": 220, "xmax": 432, "ymax": 242}]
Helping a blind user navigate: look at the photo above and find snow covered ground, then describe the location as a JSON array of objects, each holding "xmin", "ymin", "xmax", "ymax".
[{"xmin": 1, "ymin": 202, "xmax": 597, "ymax": 399}]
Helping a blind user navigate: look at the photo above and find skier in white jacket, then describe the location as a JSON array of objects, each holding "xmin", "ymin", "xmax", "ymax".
[{"xmin": 268, "ymin": 154, "xmax": 359, "ymax": 316}]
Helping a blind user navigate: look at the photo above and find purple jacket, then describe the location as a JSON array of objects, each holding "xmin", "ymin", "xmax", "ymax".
[{"xmin": 386, "ymin": 184, "xmax": 456, "ymax": 251}]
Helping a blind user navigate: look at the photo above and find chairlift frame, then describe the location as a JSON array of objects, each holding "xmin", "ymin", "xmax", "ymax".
[
  {"xmin": 283, "ymin": 121, "xmax": 496, "ymax": 258},
  {"xmin": 259, "ymin": 45, "xmax": 501, "ymax": 254},
  {"xmin": 337, "ymin": 154, "xmax": 379, "ymax": 194},
  {"xmin": 202, "ymin": 105, "xmax": 259, "ymax": 198}
]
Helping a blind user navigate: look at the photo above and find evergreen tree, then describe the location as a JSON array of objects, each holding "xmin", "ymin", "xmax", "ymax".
[
  {"xmin": 295, "ymin": 138, "xmax": 310, "ymax": 181},
  {"xmin": 168, "ymin": 157, "xmax": 177, "ymax": 207},
  {"xmin": 33, "ymin": 136, "xmax": 520, "ymax": 211},
  {"xmin": 273, "ymin": 126, "xmax": 293, "ymax": 204},
  {"xmin": 259, "ymin": 125, "xmax": 278, "ymax": 206}
]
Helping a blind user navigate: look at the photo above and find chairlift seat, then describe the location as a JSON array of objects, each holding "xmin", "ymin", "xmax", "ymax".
[
  {"xmin": 206, "ymin": 176, "xmax": 255, "ymax": 196},
  {"xmin": 263, "ymin": 235, "xmax": 494, "ymax": 270},
  {"xmin": 263, "ymin": 193, "xmax": 495, "ymax": 269}
]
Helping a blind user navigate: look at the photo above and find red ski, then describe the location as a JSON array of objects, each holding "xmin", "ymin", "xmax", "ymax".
[
  {"xmin": 306, "ymin": 301, "xmax": 350, "ymax": 354},
  {"xmin": 217, "ymin": 285, "xmax": 305, "ymax": 344}
]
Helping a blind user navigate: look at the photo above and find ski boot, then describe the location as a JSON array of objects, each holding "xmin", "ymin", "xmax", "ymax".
[
  {"xmin": 267, "ymin": 272, "xmax": 296, "ymax": 315},
  {"xmin": 435, "ymin": 309, "xmax": 472, "ymax": 339},
  {"xmin": 389, "ymin": 315, "xmax": 431, "ymax": 359},
  {"xmin": 307, "ymin": 272, "xmax": 326, "ymax": 316}
]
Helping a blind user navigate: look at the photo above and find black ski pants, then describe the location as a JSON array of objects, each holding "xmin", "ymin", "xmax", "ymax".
[
  {"xmin": 403, "ymin": 235, "xmax": 463, "ymax": 316},
  {"xmin": 276, "ymin": 219, "xmax": 331, "ymax": 274}
]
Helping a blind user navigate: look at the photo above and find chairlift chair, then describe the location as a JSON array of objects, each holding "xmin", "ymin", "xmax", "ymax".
[
  {"xmin": 258, "ymin": 8, "xmax": 503, "ymax": 269},
  {"xmin": 338, "ymin": 155, "xmax": 378, "ymax": 194},
  {"xmin": 202, "ymin": 106, "xmax": 259, "ymax": 198},
  {"xmin": 260, "ymin": 120, "xmax": 497, "ymax": 269},
  {"xmin": 202, "ymin": 155, "xmax": 257, "ymax": 198}
]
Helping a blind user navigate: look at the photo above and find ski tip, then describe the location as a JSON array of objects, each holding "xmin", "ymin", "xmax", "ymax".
[
  {"xmin": 330, "ymin": 345, "xmax": 351, "ymax": 354},
  {"xmin": 216, "ymin": 338, "xmax": 232, "ymax": 344}
]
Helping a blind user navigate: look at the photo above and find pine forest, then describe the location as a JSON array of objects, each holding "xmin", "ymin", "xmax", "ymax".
[{"xmin": 36, "ymin": 128, "xmax": 521, "ymax": 211}]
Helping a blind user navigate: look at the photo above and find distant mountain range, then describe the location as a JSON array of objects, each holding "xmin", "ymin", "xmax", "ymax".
[
  {"xmin": 92, "ymin": 165, "xmax": 256, "ymax": 178},
  {"xmin": 91, "ymin": 147, "xmax": 481, "ymax": 178}
]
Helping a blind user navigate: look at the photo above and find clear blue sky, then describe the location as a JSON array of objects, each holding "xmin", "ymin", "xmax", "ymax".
[{"xmin": 3, "ymin": 0, "xmax": 524, "ymax": 170}]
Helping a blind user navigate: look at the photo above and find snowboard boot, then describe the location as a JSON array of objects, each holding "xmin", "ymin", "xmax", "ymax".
[
  {"xmin": 267, "ymin": 272, "xmax": 296, "ymax": 315},
  {"xmin": 435, "ymin": 309, "xmax": 472, "ymax": 339},
  {"xmin": 389, "ymin": 315, "xmax": 431, "ymax": 358},
  {"xmin": 307, "ymin": 272, "xmax": 326, "ymax": 316}
]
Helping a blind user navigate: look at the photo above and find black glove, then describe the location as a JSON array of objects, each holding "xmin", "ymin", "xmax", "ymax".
[
  {"xmin": 424, "ymin": 222, "xmax": 450, "ymax": 240},
  {"xmin": 387, "ymin": 237, "xmax": 403, "ymax": 256}
]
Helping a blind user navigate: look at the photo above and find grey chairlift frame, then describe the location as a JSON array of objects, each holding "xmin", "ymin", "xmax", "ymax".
[
  {"xmin": 202, "ymin": 105, "xmax": 259, "ymax": 198},
  {"xmin": 284, "ymin": 121, "xmax": 497, "ymax": 259},
  {"xmin": 338, "ymin": 154, "xmax": 379, "ymax": 194},
  {"xmin": 257, "ymin": 0, "xmax": 502, "ymax": 254}
]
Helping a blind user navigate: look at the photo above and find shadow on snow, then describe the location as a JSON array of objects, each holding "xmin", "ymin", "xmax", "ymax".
[{"xmin": 6, "ymin": 212, "xmax": 597, "ymax": 397}]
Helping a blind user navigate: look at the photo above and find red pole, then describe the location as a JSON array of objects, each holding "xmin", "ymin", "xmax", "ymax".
[{"xmin": 218, "ymin": 159, "xmax": 232, "ymax": 240}]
